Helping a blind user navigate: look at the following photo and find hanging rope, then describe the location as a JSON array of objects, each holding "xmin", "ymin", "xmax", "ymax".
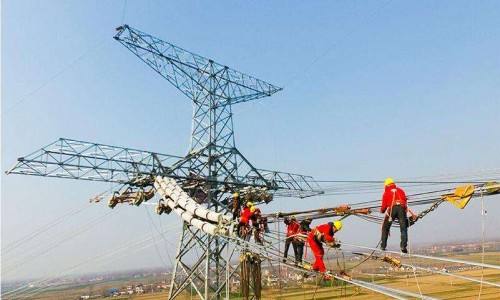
[{"xmin": 478, "ymin": 191, "xmax": 486, "ymax": 300}]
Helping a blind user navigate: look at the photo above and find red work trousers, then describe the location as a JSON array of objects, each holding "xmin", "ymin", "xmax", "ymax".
[{"xmin": 307, "ymin": 233, "xmax": 326, "ymax": 273}]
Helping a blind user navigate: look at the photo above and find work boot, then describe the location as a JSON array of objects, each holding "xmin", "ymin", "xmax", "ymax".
[
  {"xmin": 401, "ymin": 248, "xmax": 408, "ymax": 254},
  {"xmin": 323, "ymin": 271, "xmax": 333, "ymax": 280}
]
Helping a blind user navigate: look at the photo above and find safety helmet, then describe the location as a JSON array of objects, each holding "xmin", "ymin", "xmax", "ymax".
[
  {"xmin": 384, "ymin": 177, "xmax": 395, "ymax": 187},
  {"xmin": 290, "ymin": 215, "xmax": 297, "ymax": 220},
  {"xmin": 233, "ymin": 192, "xmax": 240, "ymax": 198},
  {"xmin": 333, "ymin": 220, "xmax": 343, "ymax": 231},
  {"xmin": 246, "ymin": 201, "xmax": 254, "ymax": 208}
]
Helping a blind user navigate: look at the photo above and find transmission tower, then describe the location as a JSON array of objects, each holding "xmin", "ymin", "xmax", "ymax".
[{"xmin": 7, "ymin": 25, "xmax": 323, "ymax": 299}]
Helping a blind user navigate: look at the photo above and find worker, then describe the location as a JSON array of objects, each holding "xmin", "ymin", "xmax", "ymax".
[
  {"xmin": 380, "ymin": 177, "xmax": 409, "ymax": 253},
  {"xmin": 237, "ymin": 201, "xmax": 254, "ymax": 239},
  {"xmin": 295, "ymin": 218, "xmax": 312, "ymax": 264},
  {"xmin": 307, "ymin": 220, "xmax": 342, "ymax": 276},
  {"xmin": 231, "ymin": 192, "xmax": 241, "ymax": 220},
  {"xmin": 283, "ymin": 216, "xmax": 300, "ymax": 263},
  {"xmin": 251, "ymin": 207, "xmax": 268, "ymax": 244}
]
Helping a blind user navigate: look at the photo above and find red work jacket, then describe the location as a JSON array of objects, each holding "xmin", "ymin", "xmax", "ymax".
[
  {"xmin": 311, "ymin": 223, "xmax": 335, "ymax": 243},
  {"xmin": 285, "ymin": 220, "xmax": 300, "ymax": 237},
  {"xmin": 380, "ymin": 183, "xmax": 407, "ymax": 213},
  {"xmin": 240, "ymin": 207, "xmax": 253, "ymax": 224}
]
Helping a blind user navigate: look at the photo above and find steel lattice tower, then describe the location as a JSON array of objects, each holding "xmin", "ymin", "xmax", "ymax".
[
  {"xmin": 7, "ymin": 24, "xmax": 323, "ymax": 300},
  {"xmin": 113, "ymin": 25, "xmax": 281, "ymax": 299}
]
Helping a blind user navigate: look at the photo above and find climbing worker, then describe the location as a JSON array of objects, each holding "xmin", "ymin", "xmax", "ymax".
[
  {"xmin": 307, "ymin": 220, "xmax": 342, "ymax": 277},
  {"xmin": 237, "ymin": 201, "xmax": 255, "ymax": 239},
  {"xmin": 283, "ymin": 216, "xmax": 300, "ymax": 263},
  {"xmin": 380, "ymin": 177, "xmax": 409, "ymax": 253},
  {"xmin": 231, "ymin": 192, "xmax": 241, "ymax": 220},
  {"xmin": 295, "ymin": 218, "xmax": 312, "ymax": 264}
]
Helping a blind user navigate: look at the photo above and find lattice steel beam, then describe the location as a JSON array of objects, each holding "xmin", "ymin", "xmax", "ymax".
[
  {"xmin": 114, "ymin": 25, "xmax": 282, "ymax": 108},
  {"xmin": 6, "ymin": 138, "xmax": 181, "ymax": 184},
  {"xmin": 6, "ymin": 139, "xmax": 322, "ymax": 198}
]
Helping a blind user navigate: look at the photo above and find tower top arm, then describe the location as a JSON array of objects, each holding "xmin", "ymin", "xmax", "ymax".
[{"xmin": 114, "ymin": 24, "xmax": 282, "ymax": 107}]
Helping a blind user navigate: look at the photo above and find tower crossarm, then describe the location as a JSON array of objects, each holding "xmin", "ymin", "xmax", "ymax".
[
  {"xmin": 5, "ymin": 138, "xmax": 182, "ymax": 184},
  {"xmin": 114, "ymin": 24, "xmax": 282, "ymax": 107},
  {"xmin": 256, "ymin": 169, "xmax": 324, "ymax": 198}
]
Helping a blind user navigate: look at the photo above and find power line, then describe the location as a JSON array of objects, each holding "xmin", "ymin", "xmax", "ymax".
[{"xmin": 4, "ymin": 36, "xmax": 108, "ymax": 114}]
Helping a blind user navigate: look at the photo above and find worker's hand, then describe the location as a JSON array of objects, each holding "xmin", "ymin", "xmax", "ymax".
[{"xmin": 333, "ymin": 241, "xmax": 341, "ymax": 248}]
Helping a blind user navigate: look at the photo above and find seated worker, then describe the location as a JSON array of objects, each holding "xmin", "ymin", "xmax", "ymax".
[
  {"xmin": 307, "ymin": 220, "xmax": 342, "ymax": 278},
  {"xmin": 283, "ymin": 216, "xmax": 300, "ymax": 263}
]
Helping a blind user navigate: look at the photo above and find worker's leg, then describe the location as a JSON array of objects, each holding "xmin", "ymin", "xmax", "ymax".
[
  {"xmin": 308, "ymin": 236, "xmax": 319, "ymax": 270},
  {"xmin": 394, "ymin": 206, "xmax": 408, "ymax": 251},
  {"xmin": 308, "ymin": 238, "xmax": 326, "ymax": 272},
  {"xmin": 296, "ymin": 242, "xmax": 304, "ymax": 263},
  {"xmin": 284, "ymin": 237, "xmax": 292, "ymax": 259},
  {"xmin": 380, "ymin": 216, "xmax": 392, "ymax": 250},
  {"xmin": 237, "ymin": 222, "xmax": 243, "ymax": 237},
  {"xmin": 253, "ymin": 226, "xmax": 262, "ymax": 244},
  {"xmin": 263, "ymin": 217, "xmax": 270, "ymax": 233},
  {"xmin": 292, "ymin": 240, "xmax": 299, "ymax": 263},
  {"xmin": 314, "ymin": 244, "xmax": 326, "ymax": 272}
]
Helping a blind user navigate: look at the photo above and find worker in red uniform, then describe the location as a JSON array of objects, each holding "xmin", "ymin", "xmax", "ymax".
[
  {"xmin": 380, "ymin": 177, "xmax": 409, "ymax": 253},
  {"xmin": 237, "ymin": 201, "xmax": 254, "ymax": 239},
  {"xmin": 307, "ymin": 220, "xmax": 342, "ymax": 275},
  {"xmin": 283, "ymin": 216, "xmax": 300, "ymax": 263},
  {"xmin": 295, "ymin": 218, "xmax": 312, "ymax": 264}
]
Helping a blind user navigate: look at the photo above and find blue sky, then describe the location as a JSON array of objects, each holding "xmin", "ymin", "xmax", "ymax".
[{"xmin": 2, "ymin": 0, "xmax": 500, "ymax": 281}]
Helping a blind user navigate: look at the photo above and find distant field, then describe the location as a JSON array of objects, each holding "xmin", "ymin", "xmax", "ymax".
[
  {"xmin": 131, "ymin": 268, "xmax": 500, "ymax": 300},
  {"xmin": 14, "ymin": 252, "xmax": 500, "ymax": 299}
]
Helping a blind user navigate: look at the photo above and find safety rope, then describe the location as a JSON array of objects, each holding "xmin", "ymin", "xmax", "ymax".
[
  {"xmin": 407, "ymin": 230, "xmax": 424, "ymax": 298},
  {"xmin": 347, "ymin": 241, "xmax": 381, "ymax": 271}
]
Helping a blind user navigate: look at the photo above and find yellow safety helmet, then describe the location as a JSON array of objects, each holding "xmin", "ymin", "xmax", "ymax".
[
  {"xmin": 384, "ymin": 177, "xmax": 395, "ymax": 187},
  {"xmin": 333, "ymin": 220, "xmax": 343, "ymax": 231},
  {"xmin": 233, "ymin": 192, "xmax": 240, "ymax": 198},
  {"xmin": 246, "ymin": 201, "xmax": 254, "ymax": 208}
]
